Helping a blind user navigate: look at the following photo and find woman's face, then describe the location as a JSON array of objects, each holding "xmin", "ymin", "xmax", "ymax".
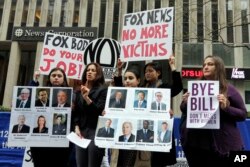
[
  {"xmin": 122, "ymin": 123, "xmax": 132, "ymax": 135},
  {"xmin": 203, "ymin": 57, "xmax": 216, "ymax": 80},
  {"xmin": 50, "ymin": 70, "xmax": 64, "ymax": 86},
  {"xmin": 38, "ymin": 117, "xmax": 45, "ymax": 127},
  {"xmin": 124, "ymin": 72, "xmax": 140, "ymax": 87},
  {"xmin": 145, "ymin": 66, "xmax": 160, "ymax": 83},
  {"xmin": 86, "ymin": 64, "xmax": 97, "ymax": 81}
]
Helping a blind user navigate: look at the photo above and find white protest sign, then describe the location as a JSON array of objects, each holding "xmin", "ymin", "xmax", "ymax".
[
  {"xmin": 8, "ymin": 86, "xmax": 72, "ymax": 147},
  {"xmin": 120, "ymin": 7, "xmax": 174, "ymax": 62},
  {"xmin": 39, "ymin": 33, "xmax": 89, "ymax": 80},
  {"xmin": 187, "ymin": 81, "xmax": 220, "ymax": 129}
]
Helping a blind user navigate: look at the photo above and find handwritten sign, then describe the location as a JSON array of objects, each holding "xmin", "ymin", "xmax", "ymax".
[
  {"xmin": 120, "ymin": 7, "xmax": 174, "ymax": 62},
  {"xmin": 39, "ymin": 33, "xmax": 89, "ymax": 80}
]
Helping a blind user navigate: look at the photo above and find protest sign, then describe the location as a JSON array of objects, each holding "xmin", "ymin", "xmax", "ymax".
[
  {"xmin": 39, "ymin": 33, "xmax": 89, "ymax": 80},
  {"xmin": 120, "ymin": 7, "xmax": 174, "ymax": 62},
  {"xmin": 83, "ymin": 37, "xmax": 128, "ymax": 81},
  {"xmin": 187, "ymin": 81, "xmax": 220, "ymax": 129},
  {"xmin": 95, "ymin": 87, "xmax": 173, "ymax": 152},
  {"xmin": 8, "ymin": 86, "xmax": 72, "ymax": 147}
]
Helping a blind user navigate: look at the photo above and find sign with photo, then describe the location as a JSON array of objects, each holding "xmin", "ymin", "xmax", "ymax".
[
  {"xmin": 8, "ymin": 86, "xmax": 73, "ymax": 147},
  {"xmin": 95, "ymin": 87, "xmax": 173, "ymax": 152}
]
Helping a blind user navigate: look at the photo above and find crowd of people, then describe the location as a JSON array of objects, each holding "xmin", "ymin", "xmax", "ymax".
[{"xmin": 18, "ymin": 54, "xmax": 247, "ymax": 167}]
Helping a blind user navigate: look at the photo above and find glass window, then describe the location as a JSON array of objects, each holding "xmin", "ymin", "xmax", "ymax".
[
  {"xmin": 197, "ymin": 0, "xmax": 204, "ymax": 42},
  {"xmin": 169, "ymin": 0, "xmax": 175, "ymax": 7},
  {"xmin": 226, "ymin": 0, "xmax": 234, "ymax": 43},
  {"xmin": 183, "ymin": 43, "xmax": 204, "ymax": 66},
  {"xmin": 155, "ymin": 0, "xmax": 161, "ymax": 9},
  {"xmin": 127, "ymin": 0, "xmax": 133, "ymax": 13},
  {"xmin": 183, "ymin": 0, "xmax": 189, "ymax": 42},
  {"xmin": 34, "ymin": 1, "xmax": 42, "ymax": 27},
  {"xmin": 86, "ymin": 0, "xmax": 93, "ymax": 27},
  {"xmin": 17, "ymin": 51, "xmax": 36, "ymax": 86},
  {"xmin": 141, "ymin": 0, "xmax": 147, "ymax": 11},
  {"xmin": 22, "ymin": 0, "xmax": 29, "ymax": 24},
  {"xmin": 0, "ymin": 51, "xmax": 9, "ymax": 104},
  {"xmin": 243, "ymin": 45, "xmax": 250, "ymax": 67},
  {"xmin": 98, "ymin": 0, "xmax": 106, "ymax": 37},
  {"xmin": 0, "ymin": 1, "xmax": 4, "ymax": 25},
  {"xmin": 73, "ymin": 1, "xmax": 80, "ymax": 25},
  {"xmin": 212, "ymin": 0, "xmax": 218, "ymax": 42},
  {"xmin": 112, "ymin": 0, "xmax": 120, "ymax": 40},
  {"xmin": 241, "ymin": 8, "xmax": 249, "ymax": 43},
  {"xmin": 47, "ymin": 1, "xmax": 54, "ymax": 27},
  {"xmin": 212, "ymin": 44, "xmax": 234, "ymax": 66}
]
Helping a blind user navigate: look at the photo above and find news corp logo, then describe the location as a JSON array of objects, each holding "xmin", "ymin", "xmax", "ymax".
[{"xmin": 14, "ymin": 28, "xmax": 24, "ymax": 37}]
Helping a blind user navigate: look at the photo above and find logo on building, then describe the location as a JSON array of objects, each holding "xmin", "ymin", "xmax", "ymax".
[
  {"xmin": 14, "ymin": 28, "xmax": 24, "ymax": 37},
  {"xmin": 12, "ymin": 27, "xmax": 97, "ymax": 41},
  {"xmin": 231, "ymin": 68, "xmax": 245, "ymax": 79}
]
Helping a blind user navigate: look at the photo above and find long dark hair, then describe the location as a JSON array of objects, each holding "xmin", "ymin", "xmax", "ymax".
[
  {"xmin": 125, "ymin": 66, "xmax": 141, "ymax": 79},
  {"xmin": 81, "ymin": 63, "xmax": 105, "ymax": 87},
  {"xmin": 142, "ymin": 62, "xmax": 162, "ymax": 87},
  {"xmin": 201, "ymin": 55, "xmax": 228, "ymax": 95},
  {"xmin": 46, "ymin": 67, "xmax": 69, "ymax": 87}
]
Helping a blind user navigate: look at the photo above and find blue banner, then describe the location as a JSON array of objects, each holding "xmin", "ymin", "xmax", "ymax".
[{"xmin": 0, "ymin": 112, "xmax": 25, "ymax": 167}]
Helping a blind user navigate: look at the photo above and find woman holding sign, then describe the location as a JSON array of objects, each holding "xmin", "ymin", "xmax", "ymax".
[
  {"xmin": 180, "ymin": 55, "xmax": 247, "ymax": 167},
  {"xmin": 113, "ymin": 65, "xmax": 141, "ymax": 167},
  {"xmin": 142, "ymin": 55, "xmax": 183, "ymax": 167},
  {"xmin": 30, "ymin": 67, "xmax": 71, "ymax": 167},
  {"xmin": 74, "ymin": 63, "xmax": 107, "ymax": 167}
]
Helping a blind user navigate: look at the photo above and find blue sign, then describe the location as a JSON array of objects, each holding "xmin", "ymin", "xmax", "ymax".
[{"xmin": 0, "ymin": 112, "xmax": 25, "ymax": 167}]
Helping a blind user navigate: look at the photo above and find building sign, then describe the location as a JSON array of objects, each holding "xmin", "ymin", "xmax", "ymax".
[
  {"xmin": 182, "ymin": 68, "xmax": 250, "ymax": 80},
  {"xmin": 230, "ymin": 68, "xmax": 245, "ymax": 79},
  {"xmin": 182, "ymin": 68, "xmax": 203, "ymax": 79},
  {"xmin": 12, "ymin": 27, "xmax": 98, "ymax": 41}
]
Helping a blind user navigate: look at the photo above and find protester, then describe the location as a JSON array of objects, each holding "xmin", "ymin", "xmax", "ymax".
[
  {"xmin": 30, "ymin": 67, "xmax": 71, "ymax": 167},
  {"xmin": 113, "ymin": 64, "xmax": 142, "ymax": 167},
  {"xmin": 74, "ymin": 62, "xmax": 107, "ymax": 167},
  {"xmin": 180, "ymin": 55, "xmax": 247, "ymax": 167},
  {"xmin": 141, "ymin": 55, "xmax": 183, "ymax": 166}
]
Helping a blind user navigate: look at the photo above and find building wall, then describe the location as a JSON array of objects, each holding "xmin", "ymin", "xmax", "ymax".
[{"xmin": 0, "ymin": 0, "xmax": 250, "ymax": 116}]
